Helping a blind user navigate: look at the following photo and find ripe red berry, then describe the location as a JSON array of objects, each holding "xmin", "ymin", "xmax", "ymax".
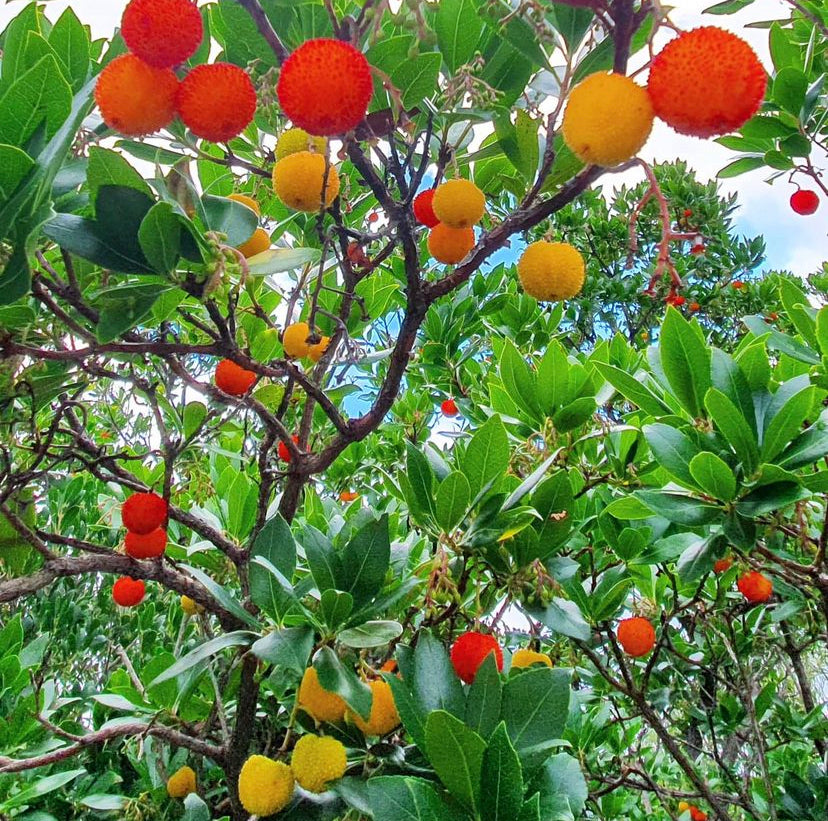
[
  {"xmin": 122, "ymin": 492, "xmax": 167, "ymax": 535},
  {"xmin": 277, "ymin": 39, "xmax": 373, "ymax": 136},
  {"xmin": 731, "ymin": 280, "xmax": 744, "ymax": 289},
  {"xmin": 683, "ymin": 208, "xmax": 693, "ymax": 218},
  {"xmin": 690, "ymin": 808, "xmax": 708, "ymax": 821},
  {"xmin": 368, "ymin": 212, "xmax": 379, "ymax": 223},
  {"xmin": 125, "ymin": 527, "xmax": 167, "ymax": 559},
  {"xmin": 441, "ymin": 398, "xmax": 459, "ymax": 417},
  {"xmin": 737, "ymin": 571, "xmax": 773, "ymax": 603},
  {"xmin": 616, "ymin": 617, "xmax": 656, "ymax": 657},
  {"xmin": 790, "ymin": 189, "xmax": 819, "ymax": 216},
  {"xmin": 413, "ymin": 189, "xmax": 439, "ymax": 228},
  {"xmin": 666, "ymin": 294, "xmax": 686, "ymax": 307},
  {"xmin": 689, "ymin": 301, "xmax": 700, "ymax": 312},
  {"xmin": 121, "ymin": 0, "xmax": 203, "ymax": 69},
  {"xmin": 278, "ymin": 434, "xmax": 301, "ymax": 462},
  {"xmin": 113, "ymin": 576, "xmax": 146, "ymax": 607},
  {"xmin": 713, "ymin": 556, "xmax": 733, "ymax": 574},
  {"xmin": 450, "ymin": 631, "xmax": 503, "ymax": 684},
  {"xmin": 215, "ymin": 359, "xmax": 257, "ymax": 396}
]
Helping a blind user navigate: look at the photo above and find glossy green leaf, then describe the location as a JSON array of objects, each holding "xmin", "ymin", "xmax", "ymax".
[
  {"xmin": 481, "ymin": 722, "xmax": 524, "ymax": 821},
  {"xmin": 689, "ymin": 452, "xmax": 737, "ymax": 501},
  {"xmin": 425, "ymin": 710, "xmax": 486, "ymax": 813}
]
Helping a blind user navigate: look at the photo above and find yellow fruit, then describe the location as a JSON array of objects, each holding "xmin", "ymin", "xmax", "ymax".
[
  {"xmin": 228, "ymin": 193, "xmax": 260, "ymax": 215},
  {"xmin": 517, "ymin": 241, "xmax": 585, "ymax": 301},
  {"xmin": 276, "ymin": 127, "xmax": 328, "ymax": 160},
  {"xmin": 431, "ymin": 179, "xmax": 486, "ymax": 229},
  {"xmin": 166, "ymin": 765, "xmax": 196, "ymax": 799},
  {"xmin": 283, "ymin": 322, "xmax": 312, "ymax": 359},
  {"xmin": 273, "ymin": 151, "xmax": 340, "ymax": 212},
  {"xmin": 238, "ymin": 227, "xmax": 270, "ymax": 258},
  {"xmin": 427, "ymin": 224, "xmax": 475, "ymax": 265},
  {"xmin": 561, "ymin": 72, "xmax": 654, "ymax": 166},
  {"xmin": 679, "ymin": 803, "xmax": 691, "ymax": 813},
  {"xmin": 511, "ymin": 649, "xmax": 552, "ymax": 669},
  {"xmin": 297, "ymin": 667, "xmax": 347, "ymax": 723},
  {"xmin": 180, "ymin": 595, "xmax": 203, "ymax": 616},
  {"xmin": 308, "ymin": 336, "xmax": 330, "ymax": 363},
  {"xmin": 290, "ymin": 735, "xmax": 346, "ymax": 793},
  {"xmin": 238, "ymin": 755, "xmax": 294, "ymax": 816},
  {"xmin": 346, "ymin": 679, "xmax": 400, "ymax": 737}
]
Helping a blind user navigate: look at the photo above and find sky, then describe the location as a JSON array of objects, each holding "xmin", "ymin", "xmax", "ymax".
[{"xmin": 1, "ymin": 0, "xmax": 825, "ymax": 276}]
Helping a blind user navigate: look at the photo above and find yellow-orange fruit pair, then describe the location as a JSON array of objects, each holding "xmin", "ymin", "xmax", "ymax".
[
  {"xmin": 428, "ymin": 224, "xmax": 475, "ymax": 264},
  {"xmin": 517, "ymin": 241, "xmax": 585, "ymax": 301},
  {"xmin": 283, "ymin": 322, "xmax": 312, "ymax": 359},
  {"xmin": 228, "ymin": 193, "xmax": 260, "ymax": 215},
  {"xmin": 432, "ymin": 179, "xmax": 486, "ymax": 229},
  {"xmin": 346, "ymin": 679, "xmax": 400, "ymax": 737},
  {"xmin": 273, "ymin": 151, "xmax": 340, "ymax": 211},
  {"xmin": 276, "ymin": 128, "xmax": 328, "ymax": 160},
  {"xmin": 308, "ymin": 336, "xmax": 330, "ymax": 362},
  {"xmin": 297, "ymin": 667, "xmax": 346, "ymax": 723}
]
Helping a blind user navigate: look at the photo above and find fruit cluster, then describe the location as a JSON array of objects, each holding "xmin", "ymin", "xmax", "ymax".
[{"xmin": 416, "ymin": 179, "xmax": 486, "ymax": 265}]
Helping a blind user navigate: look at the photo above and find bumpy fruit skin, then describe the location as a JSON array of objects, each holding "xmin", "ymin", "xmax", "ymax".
[
  {"xmin": 451, "ymin": 632, "xmax": 503, "ymax": 684},
  {"xmin": 122, "ymin": 492, "xmax": 167, "ymax": 535},
  {"xmin": 238, "ymin": 227, "xmax": 270, "ymax": 259},
  {"xmin": 616, "ymin": 617, "xmax": 656, "ymax": 657},
  {"xmin": 180, "ymin": 595, "xmax": 204, "ymax": 616},
  {"xmin": 297, "ymin": 667, "xmax": 346, "ymax": 723},
  {"xmin": 517, "ymin": 241, "xmax": 585, "ymax": 301},
  {"xmin": 121, "ymin": 0, "xmax": 203, "ymax": 68},
  {"xmin": 291, "ymin": 735, "xmax": 347, "ymax": 793},
  {"xmin": 283, "ymin": 322, "xmax": 312, "ymax": 358},
  {"xmin": 273, "ymin": 152, "xmax": 340, "ymax": 212},
  {"xmin": 238, "ymin": 755, "xmax": 294, "ymax": 817},
  {"xmin": 276, "ymin": 128, "xmax": 328, "ymax": 160},
  {"xmin": 562, "ymin": 72, "xmax": 653, "ymax": 166},
  {"xmin": 215, "ymin": 359, "xmax": 257, "ymax": 396},
  {"xmin": 737, "ymin": 571, "xmax": 773, "ymax": 602},
  {"xmin": 441, "ymin": 398, "xmax": 459, "ymax": 417},
  {"xmin": 277, "ymin": 39, "xmax": 372, "ymax": 136},
  {"xmin": 113, "ymin": 577, "xmax": 146, "ymax": 607},
  {"xmin": 125, "ymin": 527, "xmax": 167, "ymax": 559},
  {"xmin": 647, "ymin": 27, "xmax": 766, "ymax": 138},
  {"xmin": 413, "ymin": 189, "xmax": 439, "ymax": 227},
  {"xmin": 308, "ymin": 336, "xmax": 331, "ymax": 362},
  {"xmin": 346, "ymin": 680, "xmax": 400, "ymax": 736},
  {"xmin": 428, "ymin": 224, "xmax": 475, "ymax": 264},
  {"xmin": 166, "ymin": 765, "xmax": 196, "ymax": 798},
  {"xmin": 228, "ymin": 193, "xmax": 260, "ymax": 215},
  {"xmin": 511, "ymin": 648, "xmax": 552, "ymax": 669},
  {"xmin": 176, "ymin": 63, "xmax": 257, "ymax": 143},
  {"xmin": 432, "ymin": 179, "xmax": 486, "ymax": 229},
  {"xmin": 790, "ymin": 189, "xmax": 819, "ymax": 215},
  {"xmin": 95, "ymin": 54, "xmax": 179, "ymax": 136},
  {"xmin": 713, "ymin": 557, "xmax": 733, "ymax": 574},
  {"xmin": 278, "ymin": 435, "xmax": 301, "ymax": 463}
]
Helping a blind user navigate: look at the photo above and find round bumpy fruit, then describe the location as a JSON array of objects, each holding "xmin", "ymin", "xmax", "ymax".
[
  {"xmin": 273, "ymin": 151, "xmax": 340, "ymax": 212},
  {"xmin": 432, "ymin": 179, "xmax": 486, "ymax": 229},
  {"xmin": 713, "ymin": 557, "xmax": 733, "ymax": 574},
  {"xmin": 283, "ymin": 322, "xmax": 312, "ymax": 358},
  {"xmin": 441, "ymin": 398, "xmax": 459, "ymax": 417},
  {"xmin": 277, "ymin": 39, "xmax": 373, "ymax": 136},
  {"xmin": 308, "ymin": 336, "xmax": 331, "ymax": 363},
  {"xmin": 790, "ymin": 189, "xmax": 819, "ymax": 215},
  {"xmin": 346, "ymin": 679, "xmax": 400, "ymax": 737},
  {"xmin": 428, "ymin": 224, "xmax": 475, "ymax": 265},
  {"xmin": 737, "ymin": 571, "xmax": 773, "ymax": 603},
  {"xmin": 113, "ymin": 577, "xmax": 146, "ymax": 607},
  {"xmin": 647, "ymin": 27, "xmax": 766, "ymax": 138},
  {"xmin": 278, "ymin": 435, "xmax": 301, "ymax": 463},
  {"xmin": 451, "ymin": 631, "xmax": 503, "ymax": 684},
  {"xmin": 180, "ymin": 594, "xmax": 204, "ymax": 616},
  {"xmin": 228, "ymin": 193, "xmax": 260, "ymax": 215},
  {"xmin": 562, "ymin": 72, "xmax": 654, "ymax": 166},
  {"xmin": 176, "ymin": 63, "xmax": 257, "ymax": 143},
  {"xmin": 121, "ymin": 0, "xmax": 203, "ymax": 69},
  {"xmin": 616, "ymin": 616, "xmax": 656, "ymax": 657},
  {"xmin": 297, "ymin": 667, "xmax": 347, "ymax": 723},
  {"xmin": 238, "ymin": 227, "xmax": 270, "ymax": 259},
  {"xmin": 122, "ymin": 492, "xmax": 167, "ymax": 535},
  {"xmin": 238, "ymin": 755, "xmax": 294, "ymax": 817},
  {"xmin": 215, "ymin": 359, "xmax": 257, "ymax": 396},
  {"xmin": 95, "ymin": 54, "xmax": 179, "ymax": 136},
  {"xmin": 511, "ymin": 648, "xmax": 552, "ymax": 669},
  {"xmin": 517, "ymin": 241, "xmax": 585, "ymax": 301},
  {"xmin": 413, "ymin": 189, "xmax": 439, "ymax": 227},
  {"xmin": 276, "ymin": 128, "xmax": 328, "ymax": 160},
  {"xmin": 125, "ymin": 527, "xmax": 167, "ymax": 559},
  {"xmin": 291, "ymin": 735, "xmax": 347, "ymax": 793},
  {"xmin": 166, "ymin": 765, "xmax": 196, "ymax": 798}
]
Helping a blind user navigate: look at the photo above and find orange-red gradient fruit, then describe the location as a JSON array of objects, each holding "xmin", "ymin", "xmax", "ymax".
[
  {"xmin": 450, "ymin": 631, "xmax": 503, "ymax": 684},
  {"xmin": 441, "ymin": 399, "xmax": 458, "ymax": 417},
  {"xmin": 413, "ymin": 189, "xmax": 439, "ymax": 228},
  {"xmin": 121, "ymin": 0, "xmax": 203, "ymax": 68},
  {"xmin": 428, "ymin": 224, "xmax": 475, "ymax": 264},
  {"xmin": 713, "ymin": 557, "xmax": 733, "ymax": 574},
  {"xmin": 647, "ymin": 27, "xmax": 766, "ymax": 138},
  {"xmin": 277, "ymin": 39, "xmax": 372, "ymax": 136},
  {"xmin": 125, "ymin": 527, "xmax": 167, "ymax": 559},
  {"xmin": 616, "ymin": 617, "xmax": 656, "ymax": 657},
  {"xmin": 737, "ymin": 571, "xmax": 773, "ymax": 602},
  {"xmin": 176, "ymin": 63, "xmax": 257, "ymax": 143},
  {"xmin": 122, "ymin": 492, "xmax": 167, "ymax": 535},
  {"xmin": 278, "ymin": 435, "xmax": 300, "ymax": 462},
  {"xmin": 215, "ymin": 359, "xmax": 257, "ymax": 395},
  {"xmin": 113, "ymin": 577, "xmax": 146, "ymax": 607},
  {"xmin": 95, "ymin": 54, "xmax": 179, "ymax": 136}
]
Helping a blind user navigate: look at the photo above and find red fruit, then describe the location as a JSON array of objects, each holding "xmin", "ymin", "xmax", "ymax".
[
  {"xmin": 113, "ymin": 577, "xmax": 146, "ymax": 607},
  {"xmin": 368, "ymin": 212, "xmax": 379, "ymax": 223},
  {"xmin": 176, "ymin": 63, "xmax": 257, "ymax": 143},
  {"xmin": 690, "ymin": 808, "xmax": 708, "ymax": 821},
  {"xmin": 215, "ymin": 359, "xmax": 257, "ymax": 396},
  {"xmin": 121, "ymin": 0, "xmax": 203, "ymax": 69},
  {"xmin": 277, "ymin": 39, "xmax": 372, "ymax": 136},
  {"xmin": 125, "ymin": 527, "xmax": 167, "ymax": 559},
  {"xmin": 339, "ymin": 491, "xmax": 359, "ymax": 503},
  {"xmin": 731, "ymin": 280, "xmax": 744, "ymax": 289},
  {"xmin": 689, "ymin": 301, "xmax": 700, "ymax": 312},
  {"xmin": 647, "ymin": 27, "xmax": 766, "ymax": 138},
  {"xmin": 713, "ymin": 556, "xmax": 733, "ymax": 574},
  {"xmin": 790, "ymin": 189, "xmax": 819, "ymax": 215},
  {"xmin": 767, "ymin": 312, "xmax": 778, "ymax": 321},
  {"xmin": 278, "ymin": 434, "xmax": 301, "ymax": 462},
  {"xmin": 441, "ymin": 398, "xmax": 459, "ymax": 417},
  {"xmin": 122, "ymin": 492, "xmax": 167, "ymax": 535},
  {"xmin": 737, "ymin": 571, "xmax": 773, "ymax": 603},
  {"xmin": 413, "ymin": 189, "xmax": 439, "ymax": 228},
  {"xmin": 666, "ymin": 294, "xmax": 686, "ymax": 307},
  {"xmin": 450, "ymin": 631, "xmax": 503, "ymax": 684},
  {"xmin": 683, "ymin": 208, "xmax": 693, "ymax": 218},
  {"xmin": 690, "ymin": 241, "xmax": 706, "ymax": 256},
  {"xmin": 616, "ymin": 617, "xmax": 656, "ymax": 657}
]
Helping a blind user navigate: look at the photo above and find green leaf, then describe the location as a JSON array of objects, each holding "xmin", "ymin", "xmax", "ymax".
[
  {"xmin": 533, "ymin": 597, "xmax": 591, "ymax": 640},
  {"xmin": 435, "ymin": 0, "xmax": 484, "ymax": 74},
  {"xmin": 3, "ymin": 768, "xmax": 87, "ymax": 809},
  {"xmin": 499, "ymin": 338, "xmax": 542, "ymax": 421},
  {"xmin": 659, "ymin": 308, "xmax": 711, "ymax": 418},
  {"xmin": 314, "ymin": 645, "xmax": 372, "ymax": 720},
  {"xmin": 367, "ymin": 776, "xmax": 465, "ymax": 821},
  {"xmin": 773, "ymin": 66, "xmax": 808, "ymax": 115},
  {"xmin": 435, "ymin": 471, "xmax": 471, "ymax": 532},
  {"xmin": 386, "ymin": 672, "xmax": 429, "ymax": 751},
  {"xmin": 736, "ymin": 481, "xmax": 808, "ymax": 517},
  {"xmin": 742, "ymin": 315, "xmax": 820, "ymax": 364},
  {"xmin": 762, "ymin": 385, "xmax": 820, "ymax": 462},
  {"xmin": 425, "ymin": 710, "xmax": 486, "ymax": 813},
  {"xmin": 689, "ymin": 452, "xmax": 737, "ymax": 501},
  {"xmin": 537, "ymin": 341, "xmax": 570, "ymax": 414},
  {"xmin": 548, "ymin": 2, "xmax": 594, "ymax": 51},
  {"xmin": 406, "ymin": 441, "xmax": 437, "ymax": 521},
  {"xmin": 303, "ymin": 525, "xmax": 344, "ymax": 594},
  {"xmin": 595, "ymin": 362, "xmax": 671, "ymax": 416},
  {"xmin": 704, "ymin": 387, "xmax": 759, "ymax": 474},
  {"xmin": 87, "ymin": 146, "xmax": 153, "ymax": 202},
  {"xmin": 481, "ymin": 722, "xmax": 524, "ymax": 821},
  {"xmin": 79, "ymin": 794, "xmax": 127, "ymax": 811},
  {"xmin": 183, "ymin": 401, "xmax": 207, "ymax": 439},
  {"xmin": 553, "ymin": 397, "xmax": 596, "ymax": 433},
  {"xmin": 711, "ymin": 348, "xmax": 756, "ymax": 434},
  {"xmin": 201, "ymin": 194, "xmax": 257, "ymax": 246},
  {"xmin": 1, "ymin": 2, "xmax": 42, "ymax": 85},
  {"xmin": 0, "ymin": 144, "xmax": 34, "ymax": 200},
  {"xmin": 741, "ymin": 115, "xmax": 798, "ymax": 139},
  {"xmin": 147, "ymin": 631, "xmax": 256, "ymax": 687},
  {"xmin": 320, "ymin": 589, "xmax": 354, "ymax": 629},
  {"xmin": 339, "ymin": 515, "xmax": 390, "ymax": 608},
  {"xmin": 48, "ymin": 7, "xmax": 89, "ymax": 91},
  {"xmin": 391, "ymin": 52, "xmax": 441, "ymax": 109},
  {"xmin": 529, "ymin": 753, "xmax": 588, "ymax": 819},
  {"xmin": 778, "ymin": 416, "xmax": 828, "ymax": 470},
  {"xmin": 717, "ymin": 156, "xmax": 765, "ymax": 178},
  {"xmin": 411, "ymin": 630, "xmax": 465, "ymax": 717},
  {"xmin": 634, "ymin": 490, "xmax": 721, "ymax": 525},
  {"xmin": 338, "ymin": 620, "xmax": 403, "ymax": 648},
  {"xmin": 644, "ymin": 423, "xmax": 700, "ymax": 489},
  {"xmin": 464, "ymin": 652, "xmax": 503, "ymax": 739},
  {"xmin": 95, "ymin": 283, "xmax": 170, "ymax": 343},
  {"xmin": 181, "ymin": 564, "xmax": 261, "ymax": 628},
  {"xmin": 463, "ymin": 414, "xmax": 509, "ymax": 499},
  {"xmin": 249, "ymin": 514, "xmax": 297, "ymax": 618},
  {"xmin": 182, "ymin": 794, "xmax": 211, "ymax": 821},
  {"xmin": 250, "ymin": 625, "xmax": 314, "ymax": 672}
]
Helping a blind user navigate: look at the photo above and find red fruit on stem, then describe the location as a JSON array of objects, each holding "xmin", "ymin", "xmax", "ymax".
[
  {"xmin": 737, "ymin": 571, "xmax": 773, "ymax": 603},
  {"xmin": 413, "ymin": 189, "xmax": 439, "ymax": 228},
  {"xmin": 278, "ymin": 435, "xmax": 301, "ymax": 462},
  {"xmin": 450, "ymin": 631, "xmax": 503, "ymax": 684},
  {"xmin": 215, "ymin": 359, "xmax": 257, "ymax": 396},
  {"xmin": 616, "ymin": 617, "xmax": 656, "ymax": 657},
  {"xmin": 790, "ymin": 189, "xmax": 819, "ymax": 215},
  {"xmin": 121, "ymin": 0, "xmax": 203, "ymax": 68},
  {"xmin": 113, "ymin": 577, "xmax": 146, "ymax": 607},
  {"xmin": 441, "ymin": 398, "xmax": 459, "ymax": 417},
  {"xmin": 689, "ymin": 302, "xmax": 700, "ymax": 312},
  {"xmin": 122, "ymin": 492, "xmax": 167, "ymax": 535},
  {"xmin": 731, "ymin": 280, "xmax": 744, "ymax": 289},
  {"xmin": 713, "ymin": 557, "xmax": 733, "ymax": 574},
  {"xmin": 125, "ymin": 527, "xmax": 167, "ymax": 559}
]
